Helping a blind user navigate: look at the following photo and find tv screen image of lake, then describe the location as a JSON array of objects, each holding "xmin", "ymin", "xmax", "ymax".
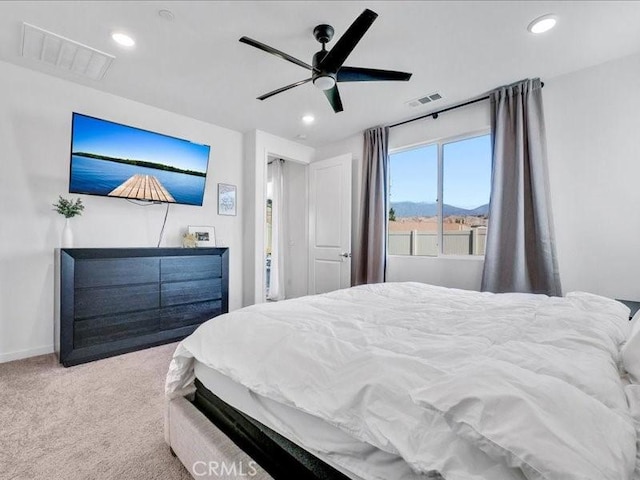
[{"xmin": 70, "ymin": 154, "xmax": 206, "ymax": 205}]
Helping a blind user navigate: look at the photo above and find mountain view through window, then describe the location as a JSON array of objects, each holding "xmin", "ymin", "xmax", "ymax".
[{"xmin": 388, "ymin": 134, "xmax": 492, "ymax": 256}]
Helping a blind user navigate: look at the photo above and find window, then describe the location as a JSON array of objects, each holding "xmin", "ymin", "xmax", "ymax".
[{"xmin": 388, "ymin": 133, "xmax": 491, "ymax": 257}]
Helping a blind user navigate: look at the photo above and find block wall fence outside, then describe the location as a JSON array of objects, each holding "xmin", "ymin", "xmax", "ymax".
[{"xmin": 388, "ymin": 230, "xmax": 487, "ymax": 256}]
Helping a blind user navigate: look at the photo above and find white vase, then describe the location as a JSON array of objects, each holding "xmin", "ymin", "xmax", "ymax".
[{"xmin": 61, "ymin": 218, "xmax": 73, "ymax": 248}]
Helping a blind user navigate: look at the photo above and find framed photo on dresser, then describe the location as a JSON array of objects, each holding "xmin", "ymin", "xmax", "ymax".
[{"xmin": 188, "ymin": 225, "xmax": 216, "ymax": 247}]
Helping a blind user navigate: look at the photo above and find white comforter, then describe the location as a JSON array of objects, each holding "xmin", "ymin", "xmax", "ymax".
[{"xmin": 166, "ymin": 282, "xmax": 636, "ymax": 480}]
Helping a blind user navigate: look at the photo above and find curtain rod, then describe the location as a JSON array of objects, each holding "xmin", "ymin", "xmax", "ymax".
[{"xmin": 388, "ymin": 82, "xmax": 544, "ymax": 129}]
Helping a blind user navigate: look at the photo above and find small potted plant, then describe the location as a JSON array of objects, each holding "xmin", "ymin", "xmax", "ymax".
[{"xmin": 53, "ymin": 196, "xmax": 84, "ymax": 247}]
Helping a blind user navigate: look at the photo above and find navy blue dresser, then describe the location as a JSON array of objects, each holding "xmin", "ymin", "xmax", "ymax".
[{"xmin": 56, "ymin": 248, "xmax": 229, "ymax": 366}]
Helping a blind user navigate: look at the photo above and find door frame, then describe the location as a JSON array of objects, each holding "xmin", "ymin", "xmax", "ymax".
[
  {"xmin": 265, "ymin": 155, "xmax": 310, "ymax": 301},
  {"xmin": 250, "ymin": 132, "xmax": 313, "ymax": 305}
]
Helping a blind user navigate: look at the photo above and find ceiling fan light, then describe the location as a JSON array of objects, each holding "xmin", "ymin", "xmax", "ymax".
[{"xmin": 313, "ymin": 75, "xmax": 336, "ymax": 91}]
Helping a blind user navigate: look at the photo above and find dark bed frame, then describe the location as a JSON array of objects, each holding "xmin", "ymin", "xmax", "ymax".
[{"xmin": 191, "ymin": 378, "xmax": 352, "ymax": 480}]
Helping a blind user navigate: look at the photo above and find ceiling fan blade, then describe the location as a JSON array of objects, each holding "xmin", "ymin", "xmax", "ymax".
[
  {"xmin": 257, "ymin": 78, "xmax": 313, "ymax": 101},
  {"xmin": 323, "ymin": 85, "xmax": 344, "ymax": 113},
  {"xmin": 337, "ymin": 66, "xmax": 412, "ymax": 82},
  {"xmin": 320, "ymin": 9, "xmax": 378, "ymax": 72},
  {"xmin": 240, "ymin": 36, "xmax": 314, "ymax": 71}
]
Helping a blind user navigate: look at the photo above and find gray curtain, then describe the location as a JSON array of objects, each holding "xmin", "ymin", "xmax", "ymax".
[
  {"xmin": 355, "ymin": 126, "xmax": 389, "ymax": 285},
  {"xmin": 481, "ymin": 78, "xmax": 562, "ymax": 296}
]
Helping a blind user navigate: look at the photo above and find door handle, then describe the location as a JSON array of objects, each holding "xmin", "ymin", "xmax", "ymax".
[{"xmin": 339, "ymin": 252, "xmax": 352, "ymax": 258}]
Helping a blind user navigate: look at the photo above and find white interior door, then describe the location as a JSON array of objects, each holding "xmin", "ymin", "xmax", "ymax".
[{"xmin": 308, "ymin": 153, "xmax": 352, "ymax": 294}]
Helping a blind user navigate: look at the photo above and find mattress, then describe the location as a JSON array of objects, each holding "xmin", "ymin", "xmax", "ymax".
[
  {"xmin": 168, "ymin": 282, "xmax": 635, "ymax": 480},
  {"xmin": 194, "ymin": 360, "xmax": 426, "ymax": 480}
]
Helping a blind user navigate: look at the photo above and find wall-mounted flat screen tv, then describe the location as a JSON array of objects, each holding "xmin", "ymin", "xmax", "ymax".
[{"xmin": 69, "ymin": 113, "xmax": 211, "ymax": 206}]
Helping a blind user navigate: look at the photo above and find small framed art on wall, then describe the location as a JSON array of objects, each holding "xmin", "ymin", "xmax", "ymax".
[{"xmin": 218, "ymin": 183, "xmax": 237, "ymax": 216}]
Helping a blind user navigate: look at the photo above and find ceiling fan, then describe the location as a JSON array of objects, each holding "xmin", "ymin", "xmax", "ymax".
[{"xmin": 239, "ymin": 8, "xmax": 412, "ymax": 113}]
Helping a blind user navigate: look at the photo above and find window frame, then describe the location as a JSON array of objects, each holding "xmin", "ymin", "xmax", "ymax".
[{"xmin": 388, "ymin": 127, "xmax": 491, "ymax": 260}]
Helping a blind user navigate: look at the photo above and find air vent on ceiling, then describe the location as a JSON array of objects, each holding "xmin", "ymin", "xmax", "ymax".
[
  {"xmin": 406, "ymin": 91, "xmax": 444, "ymax": 108},
  {"xmin": 21, "ymin": 23, "xmax": 114, "ymax": 81}
]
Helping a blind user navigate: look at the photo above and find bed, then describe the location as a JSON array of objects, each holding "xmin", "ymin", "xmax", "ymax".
[{"xmin": 165, "ymin": 282, "xmax": 640, "ymax": 479}]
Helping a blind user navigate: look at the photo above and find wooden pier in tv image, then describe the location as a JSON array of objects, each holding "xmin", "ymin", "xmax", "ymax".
[{"xmin": 108, "ymin": 174, "xmax": 176, "ymax": 202}]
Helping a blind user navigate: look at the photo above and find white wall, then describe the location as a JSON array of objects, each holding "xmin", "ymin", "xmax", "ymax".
[
  {"xmin": 0, "ymin": 60, "xmax": 244, "ymax": 363},
  {"xmin": 545, "ymin": 52, "xmax": 640, "ymax": 299},
  {"xmin": 242, "ymin": 130, "xmax": 314, "ymax": 306},
  {"xmin": 242, "ymin": 131, "xmax": 258, "ymax": 307},
  {"xmin": 284, "ymin": 161, "xmax": 309, "ymax": 298},
  {"xmin": 316, "ymin": 52, "xmax": 640, "ymax": 300}
]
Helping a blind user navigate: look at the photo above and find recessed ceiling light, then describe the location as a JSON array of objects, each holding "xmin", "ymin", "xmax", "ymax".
[
  {"xmin": 527, "ymin": 14, "xmax": 557, "ymax": 34},
  {"xmin": 302, "ymin": 115, "xmax": 315, "ymax": 125},
  {"xmin": 111, "ymin": 32, "xmax": 135, "ymax": 47}
]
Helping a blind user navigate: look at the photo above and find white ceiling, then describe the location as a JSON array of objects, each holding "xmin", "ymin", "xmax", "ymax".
[{"xmin": 1, "ymin": 1, "xmax": 640, "ymax": 147}]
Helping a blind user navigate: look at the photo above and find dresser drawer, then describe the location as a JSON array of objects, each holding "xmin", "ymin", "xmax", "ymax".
[
  {"xmin": 74, "ymin": 283, "xmax": 159, "ymax": 319},
  {"xmin": 160, "ymin": 300, "xmax": 222, "ymax": 330},
  {"xmin": 161, "ymin": 256, "xmax": 222, "ymax": 282},
  {"xmin": 74, "ymin": 309, "xmax": 160, "ymax": 348},
  {"xmin": 75, "ymin": 257, "xmax": 159, "ymax": 288},
  {"xmin": 161, "ymin": 278, "xmax": 222, "ymax": 307}
]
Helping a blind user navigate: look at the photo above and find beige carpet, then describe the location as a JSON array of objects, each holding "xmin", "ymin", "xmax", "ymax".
[{"xmin": 0, "ymin": 343, "xmax": 191, "ymax": 480}]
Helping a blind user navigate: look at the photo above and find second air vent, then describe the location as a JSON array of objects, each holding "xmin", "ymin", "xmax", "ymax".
[{"xmin": 406, "ymin": 91, "xmax": 444, "ymax": 108}]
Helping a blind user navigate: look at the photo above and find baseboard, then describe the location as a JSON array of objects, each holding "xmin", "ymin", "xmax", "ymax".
[{"xmin": 0, "ymin": 345, "xmax": 54, "ymax": 364}]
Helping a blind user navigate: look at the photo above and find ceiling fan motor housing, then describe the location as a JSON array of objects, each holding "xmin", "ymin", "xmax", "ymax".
[
  {"xmin": 313, "ymin": 24, "xmax": 335, "ymax": 44},
  {"xmin": 312, "ymin": 23, "xmax": 337, "ymax": 84}
]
